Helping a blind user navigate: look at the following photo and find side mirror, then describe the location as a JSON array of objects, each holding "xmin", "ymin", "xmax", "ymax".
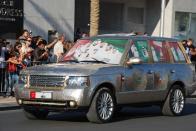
[{"xmin": 126, "ymin": 57, "xmax": 142, "ymax": 66}]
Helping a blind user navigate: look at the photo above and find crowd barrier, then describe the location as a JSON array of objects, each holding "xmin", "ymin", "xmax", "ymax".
[{"xmin": 0, "ymin": 61, "xmax": 49, "ymax": 95}]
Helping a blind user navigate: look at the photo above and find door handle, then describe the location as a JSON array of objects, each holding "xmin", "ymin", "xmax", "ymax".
[
  {"xmin": 170, "ymin": 70, "xmax": 175, "ymax": 73},
  {"xmin": 148, "ymin": 70, "xmax": 154, "ymax": 74}
]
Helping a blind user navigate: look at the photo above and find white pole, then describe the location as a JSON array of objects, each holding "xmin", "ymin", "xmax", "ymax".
[{"xmin": 160, "ymin": 0, "xmax": 166, "ymax": 37}]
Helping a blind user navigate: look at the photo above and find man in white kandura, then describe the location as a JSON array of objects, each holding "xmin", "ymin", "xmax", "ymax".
[{"xmin": 53, "ymin": 34, "xmax": 65, "ymax": 62}]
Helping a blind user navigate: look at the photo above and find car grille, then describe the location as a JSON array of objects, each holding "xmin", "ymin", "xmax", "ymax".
[{"xmin": 29, "ymin": 75, "xmax": 66, "ymax": 87}]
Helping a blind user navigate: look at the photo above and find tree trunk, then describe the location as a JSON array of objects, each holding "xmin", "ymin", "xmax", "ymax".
[{"xmin": 90, "ymin": 0, "xmax": 100, "ymax": 37}]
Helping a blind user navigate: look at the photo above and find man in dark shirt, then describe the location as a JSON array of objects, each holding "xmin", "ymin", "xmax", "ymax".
[
  {"xmin": 33, "ymin": 39, "xmax": 48, "ymax": 65},
  {"xmin": 187, "ymin": 38, "xmax": 196, "ymax": 70}
]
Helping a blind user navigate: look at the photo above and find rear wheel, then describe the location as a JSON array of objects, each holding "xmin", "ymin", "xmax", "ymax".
[
  {"xmin": 87, "ymin": 88, "xmax": 115, "ymax": 123},
  {"xmin": 23, "ymin": 108, "xmax": 49, "ymax": 120},
  {"xmin": 162, "ymin": 85, "xmax": 185, "ymax": 116}
]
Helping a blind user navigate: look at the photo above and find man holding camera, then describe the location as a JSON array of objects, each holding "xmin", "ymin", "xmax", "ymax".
[{"xmin": 33, "ymin": 39, "xmax": 49, "ymax": 65}]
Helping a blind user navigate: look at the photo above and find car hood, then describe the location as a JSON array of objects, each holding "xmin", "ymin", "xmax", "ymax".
[{"xmin": 21, "ymin": 63, "xmax": 122, "ymax": 76}]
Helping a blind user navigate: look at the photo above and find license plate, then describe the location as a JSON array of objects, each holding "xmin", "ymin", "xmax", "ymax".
[{"xmin": 35, "ymin": 92, "xmax": 52, "ymax": 99}]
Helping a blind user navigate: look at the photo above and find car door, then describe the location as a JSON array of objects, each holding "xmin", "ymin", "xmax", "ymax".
[
  {"xmin": 149, "ymin": 39, "xmax": 170, "ymax": 92},
  {"xmin": 118, "ymin": 38, "xmax": 156, "ymax": 104}
]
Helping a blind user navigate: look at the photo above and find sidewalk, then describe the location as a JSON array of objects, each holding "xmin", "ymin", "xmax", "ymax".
[{"xmin": 0, "ymin": 96, "xmax": 20, "ymax": 111}]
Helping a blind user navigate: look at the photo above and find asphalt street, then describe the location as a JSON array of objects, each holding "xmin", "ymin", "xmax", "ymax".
[{"xmin": 0, "ymin": 99, "xmax": 196, "ymax": 131}]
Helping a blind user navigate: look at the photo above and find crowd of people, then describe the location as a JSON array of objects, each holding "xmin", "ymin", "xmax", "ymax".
[{"xmin": 0, "ymin": 30, "xmax": 74, "ymax": 97}]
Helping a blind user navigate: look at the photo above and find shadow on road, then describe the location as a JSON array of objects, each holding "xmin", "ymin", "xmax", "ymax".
[
  {"xmin": 112, "ymin": 106, "xmax": 161, "ymax": 123},
  {"xmin": 184, "ymin": 103, "xmax": 196, "ymax": 115},
  {"xmin": 47, "ymin": 107, "xmax": 161, "ymax": 123},
  {"xmin": 47, "ymin": 101, "xmax": 196, "ymax": 123},
  {"xmin": 47, "ymin": 111, "xmax": 88, "ymax": 122}
]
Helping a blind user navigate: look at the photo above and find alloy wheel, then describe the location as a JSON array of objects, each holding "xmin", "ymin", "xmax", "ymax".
[
  {"xmin": 97, "ymin": 91, "xmax": 114, "ymax": 120},
  {"xmin": 171, "ymin": 89, "xmax": 185, "ymax": 114}
]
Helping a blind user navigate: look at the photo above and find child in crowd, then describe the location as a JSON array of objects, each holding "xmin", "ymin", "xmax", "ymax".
[{"xmin": 7, "ymin": 51, "xmax": 22, "ymax": 96}]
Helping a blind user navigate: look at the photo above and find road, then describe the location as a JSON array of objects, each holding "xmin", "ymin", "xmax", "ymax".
[{"xmin": 0, "ymin": 99, "xmax": 196, "ymax": 131}]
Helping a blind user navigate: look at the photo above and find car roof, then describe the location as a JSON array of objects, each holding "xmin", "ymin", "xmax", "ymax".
[{"xmin": 88, "ymin": 33, "xmax": 179, "ymax": 42}]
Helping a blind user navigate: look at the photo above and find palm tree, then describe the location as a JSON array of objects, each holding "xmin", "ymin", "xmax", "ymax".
[{"xmin": 90, "ymin": 0, "xmax": 100, "ymax": 37}]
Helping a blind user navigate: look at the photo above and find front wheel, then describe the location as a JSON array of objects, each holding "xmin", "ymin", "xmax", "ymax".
[
  {"xmin": 162, "ymin": 85, "xmax": 185, "ymax": 116},
  {"xmin": 87, "ymin": 88, "xmax": 115, "ymax": 123}
]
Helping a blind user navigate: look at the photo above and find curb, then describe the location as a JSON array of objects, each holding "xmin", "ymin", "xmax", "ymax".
[
  {"xmin": 0, "ymin": 97, "xmax": 21, "ymax": 111},
  {"xmin": 0, "ymin": 105, "xmax": 21, "ymax": 111}
]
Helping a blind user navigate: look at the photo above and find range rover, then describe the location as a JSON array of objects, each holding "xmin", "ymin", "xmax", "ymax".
[{"xmin": 15, "ymin": 34, "xmax": 196, "ymax": 123}]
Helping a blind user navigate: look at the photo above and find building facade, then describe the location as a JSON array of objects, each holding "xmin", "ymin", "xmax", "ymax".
[
  {"xmin": 1, "ymin": 0, "xmax": 196, "ymax": 41},
  {"xmin": 0, "ymin": 0, "xmax": 23, "ymax": 39},
  {"xmin": 23, "ymin": 0, "xmax": 75, "ymax": 41}
]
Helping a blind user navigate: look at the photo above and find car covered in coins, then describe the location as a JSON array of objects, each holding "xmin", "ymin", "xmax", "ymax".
[{"xmin": 15, "ymin": 34, "xmax": 196, "ymax": 123}]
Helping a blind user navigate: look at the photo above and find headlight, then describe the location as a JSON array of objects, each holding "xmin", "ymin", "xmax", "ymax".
[
  {"xmin": 19, "ymin": 75, "xmax": 27, "ymax": 83},
  {"xmin": 66, "ymin": 76, "xmax": 89, "ymax": 87},
  {"xmin": 19, "ymin": 74, "xmax": 30, "ymax": 86}
]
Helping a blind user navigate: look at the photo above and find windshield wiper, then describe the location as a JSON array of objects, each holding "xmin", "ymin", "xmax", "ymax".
[
  {"xmin": 80, "ymin": 60, "xmax": 107, "ymax": 64},
  {"xmin": 63, "ymin": 58, "xmax": 107, "ymax": 64},
  {"xmin": 80, "ymin": 58, "xmax": 107, "ymax": 64},
  {"xmin": 62, "ymin": 60, "xmax": 79, "ymax": 63}
]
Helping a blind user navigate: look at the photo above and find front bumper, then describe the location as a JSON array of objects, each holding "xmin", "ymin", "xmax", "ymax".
[{"xmin": 14, "ymin": 84, "xmax": 90, "ymax": 110}]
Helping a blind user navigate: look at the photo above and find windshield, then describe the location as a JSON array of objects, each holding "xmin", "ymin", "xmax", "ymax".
[{"xmin": 62, "ymin": 38, "xmax": 128, "ymax": 64}]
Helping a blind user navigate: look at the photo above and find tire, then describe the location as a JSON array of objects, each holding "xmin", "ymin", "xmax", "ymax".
[
  {"xmin": 162, "ymin": 85, "xmax": 185, "ymax": 116},
  {"xmin": 86, "ymin": 88, "xmax": 115, "ymax": 123},
  {"xmin": 23, "ymin": 108, "xmax": 49, "ymax": 120}
]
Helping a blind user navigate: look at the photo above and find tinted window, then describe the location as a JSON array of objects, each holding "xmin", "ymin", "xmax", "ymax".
[
  {"xmin": 131, "ymin": 40, "xmax": 150, "ymax": 63},
  {"xmin": 149, "ymin": 40, "xmax": 170, "ymax": 63},
  {"xmin": 168, "ymin": 42, "xmax": 186, "ymax": 62}
]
